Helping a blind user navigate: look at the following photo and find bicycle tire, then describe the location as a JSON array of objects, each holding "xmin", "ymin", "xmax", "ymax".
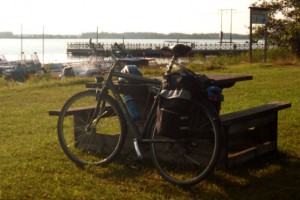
[
  {"xmin": 150, "ymin": 99, "xmax": 222, "ymax": 186},
  {"xmin": 57, "ymin": 90, "xmax": 127, "ymax": 167}
]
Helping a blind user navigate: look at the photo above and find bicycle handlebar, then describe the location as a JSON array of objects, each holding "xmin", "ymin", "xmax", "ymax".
[{"xmin": 89, "ymin": 39, "xmax": 194, "ymax": 75}]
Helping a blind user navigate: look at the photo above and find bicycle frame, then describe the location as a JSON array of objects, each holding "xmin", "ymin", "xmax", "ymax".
[
  {"xmin": 57, "ymin": 42, "xmax": 223, "ymax": 186},
  {"xmin": 94, "ymin": 60, "xmax": 162, "ymax": 158},
  {"xmin": 89, "ymin": 40, "xmax": 202, "ymax": 159}
]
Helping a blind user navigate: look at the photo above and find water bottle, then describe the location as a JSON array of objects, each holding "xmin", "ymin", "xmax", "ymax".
[
  {"xmin": 207, "ymin": 86, "xmax": 224, "ymax": 102},
  {"xmin": 123, "ymin": 95, "xmax": 140, "ymax": 120}
]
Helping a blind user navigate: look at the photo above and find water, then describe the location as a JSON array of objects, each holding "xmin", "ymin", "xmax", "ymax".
[
  {"xmin": 0, "ymin": 38, "xmax": 247, "ymax": 64},
  {"xmin": 0, "ymin": 38, "xmax": 82, "ymax": 64}
]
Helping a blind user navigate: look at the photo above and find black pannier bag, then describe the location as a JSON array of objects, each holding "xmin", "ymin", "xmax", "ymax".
[
  {"xmin": 155, "ymin": 71, "xmax": 223, "ymax": 139},
  {"xmin": 155, "ymin": 72, "xmax": 202, "ymax": 139}
]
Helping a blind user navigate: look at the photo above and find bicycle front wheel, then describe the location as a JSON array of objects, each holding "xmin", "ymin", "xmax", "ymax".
[
  {"xmin": 57, "ymin": 90, "xmax": 127, "ymax": 167},
  {"xmin": 151, "ymin": 100, "xmax": 222, "ymax": 186}
]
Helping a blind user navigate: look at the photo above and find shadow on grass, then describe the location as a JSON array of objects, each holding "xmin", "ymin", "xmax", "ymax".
[
  {"xmin": 83, "ymin": 152, "xmax": 153, "ymax": 180},
  {"xmin": 78, "ymin": 151, "xmax": 300, "ymax": 199},
  {"xmin": 208, "ymin": 151, "xmax": 300, "ymax": 199}
]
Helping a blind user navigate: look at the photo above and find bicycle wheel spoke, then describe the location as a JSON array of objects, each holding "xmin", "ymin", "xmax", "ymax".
[
  {"xmin": 58, "ymin": 90, "xmax": 126, "ymax": 166},
  {"xmin": 184, "ymin": 154, "xmax": 201, "ymax": 166},
  {"xmin": 151, "ymin": 100, "xmax": 221, "ymax": 186}
]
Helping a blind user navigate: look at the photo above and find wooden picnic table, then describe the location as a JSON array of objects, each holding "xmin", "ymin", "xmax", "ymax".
[
  {"xmin": 84, "ymin": 74, "xmax": 290, "ymax": 167},
  {"xmin": 205, "ymin": 74, "xmax": 253, "ymax": 88},
  {"xmin": 85, "ymin": 74, "xmax": 253, "ymax": 91},
  {"xmin": 85, "ymin": 73, "xmax": 253, "ymax": 117},
  {"xmin": 49, "ymin": 73, "xmax": 291, "ymax": 168}
]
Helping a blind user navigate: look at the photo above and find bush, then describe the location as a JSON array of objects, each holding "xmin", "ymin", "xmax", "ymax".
[
  {"xmin": 187, "ymin": 54, "xmax": 226, "ymax": 71},
  {"xmin": 268, "ymin": 47, "xmax": 298, "ymax": 65},
  {"xmin": 249, "ymin": 47, "xmax": 299, "ymax": 64}
]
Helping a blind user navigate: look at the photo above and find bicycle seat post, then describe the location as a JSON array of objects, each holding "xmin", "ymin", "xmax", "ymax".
[{"xmin": 166, "ymin": 56, "xmax": 177, "ymax": 74}]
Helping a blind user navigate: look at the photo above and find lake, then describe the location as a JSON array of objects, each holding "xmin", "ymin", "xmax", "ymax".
[{"xmin": 0, "ymin": 38, "xmax": 247, "ymax": 64}]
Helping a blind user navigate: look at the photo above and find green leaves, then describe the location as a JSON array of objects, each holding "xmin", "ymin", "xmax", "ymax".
[{"xmin": 253, "ymin": 0, "xmax": 300, "ymax": 55}]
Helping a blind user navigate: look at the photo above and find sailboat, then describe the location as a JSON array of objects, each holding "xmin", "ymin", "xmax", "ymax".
[
  {"xmin": 0, "ymin": 55, "xmax": 14, "ymax": 76},
  {"xmin": 2, "ymin": 52, "xmax": 45, "ymax": 81}
]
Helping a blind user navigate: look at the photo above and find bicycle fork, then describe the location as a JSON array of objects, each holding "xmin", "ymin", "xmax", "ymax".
[{"xmin": 92, "ymin": 87, "xmax": 143, "ymax": 160}]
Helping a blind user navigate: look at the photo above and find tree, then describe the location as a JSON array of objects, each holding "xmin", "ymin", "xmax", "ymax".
[
  {"xmin": 252, "ymin": 0, "xmax": 300, "ymax": 56},
  {"xmin": 0, "ymin": 32, "xmax": 15, "ymax": 38}
]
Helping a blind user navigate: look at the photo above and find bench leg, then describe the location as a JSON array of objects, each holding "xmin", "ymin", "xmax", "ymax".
[
  {"xmin": 72, "ymin": 109, "xmax": 119, "ymax": 153},
  {"xmin": 218, "ymin": 126, "xmax": 229, "ymax": 168},
  {"xmin": 219, "ymin": 112, "xmax": 280, "ymax": 168}
]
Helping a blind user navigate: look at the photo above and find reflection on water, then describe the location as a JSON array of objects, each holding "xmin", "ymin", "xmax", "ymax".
[{"xmin": 0, "ymin": 38, "xmax": 248, "ymax": 64}]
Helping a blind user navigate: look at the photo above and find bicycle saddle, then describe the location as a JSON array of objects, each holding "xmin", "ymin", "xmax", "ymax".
[{"xmin": 161, "ymin": 44, "xmax": 192, "ymax": 57}]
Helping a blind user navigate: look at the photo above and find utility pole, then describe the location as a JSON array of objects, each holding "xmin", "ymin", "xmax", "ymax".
[
  {"xmin": 21, "ymin": 24, "xmax": 23, "ymax": 57},
  {"xmin": 230, "ymin": 9, "xmax": 233, "ymax": 43},
  {"xmin": 96, "ymin": 26, "xmax": 98, "ymax": 44},
  {"xmin": 42, "ymin": 26, "xmax": 45, "ymax": 65},
  {"xmin": 219, "ymin": 9, "xmax": 235, "ymax": 43},
  {"xmin": 220, "ymin": 11, "xmax": 223, "ymax": 44}
]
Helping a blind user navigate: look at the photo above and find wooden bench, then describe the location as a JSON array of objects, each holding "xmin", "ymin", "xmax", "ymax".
[
  {"xmin": 49, "ymin": 101, "xmax": 291, "ymax": 167},
  {"xmin": 219, "ymin": 101, "xmax": 291, "ymax": 167}
]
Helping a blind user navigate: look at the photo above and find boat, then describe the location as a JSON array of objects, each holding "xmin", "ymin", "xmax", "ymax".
[
  {"xmin": 58, "ymin": 55, "xmax": 112, "ymax": 79},
  {"xmin": 2, "ymin": 52, "xmax": 45, "ymax": 82},
  {"xmin": 0, "ymin": 55, "xmax": 14, "ymax": 76}
]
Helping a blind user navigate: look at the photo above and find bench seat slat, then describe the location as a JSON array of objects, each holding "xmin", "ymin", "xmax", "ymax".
[
  {"xmin": 221, "ymin": 102, "xmax": 291, "ymax": 126},
  {"xmin": 49, "ymin": 106, "xmax": 95, "ymax": 116}
]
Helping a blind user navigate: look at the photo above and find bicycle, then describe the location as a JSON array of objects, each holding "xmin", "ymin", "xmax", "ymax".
[{"xmin": 57, "ymin": 41, "xmax": 222, "ymax": 186}]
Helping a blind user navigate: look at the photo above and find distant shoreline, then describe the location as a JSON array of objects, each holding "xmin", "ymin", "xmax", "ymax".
[{"xmin": 0, "ymin": 31, "xmax": 248, "ymax": 40}]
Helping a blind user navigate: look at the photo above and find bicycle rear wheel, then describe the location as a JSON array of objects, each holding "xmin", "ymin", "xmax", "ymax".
[
  {"xmin": 150, "ymin": 100, "xmax": 222, "ymax": 186},
  {"xmin": 57, "ymin": 90, "xmax": 127, "ymax": 167}
]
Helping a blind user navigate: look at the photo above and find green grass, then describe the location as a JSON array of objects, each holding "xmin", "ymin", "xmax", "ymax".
[{"xmin": 0, "ymin": 63, "xmax": 300, "ymax": 200}]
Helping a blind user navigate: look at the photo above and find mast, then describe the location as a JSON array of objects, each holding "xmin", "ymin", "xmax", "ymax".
[
  {"xmin": 21, "ymin": 24, "xmax": 23, "ymax": 59},
  {"xmin": 42, "ymin": 26, "xmax": 45, "ymax": 65}
]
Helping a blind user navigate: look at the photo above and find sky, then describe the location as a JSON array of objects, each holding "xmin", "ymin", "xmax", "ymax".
[{"xmin": 0, "ymin": 0, "xmax": 257, "ymax": 35}]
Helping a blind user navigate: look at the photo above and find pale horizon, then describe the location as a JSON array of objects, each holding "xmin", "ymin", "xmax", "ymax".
[{"xmin": 1, "ymin": 0, "xmax": 256, "ymax": 35}]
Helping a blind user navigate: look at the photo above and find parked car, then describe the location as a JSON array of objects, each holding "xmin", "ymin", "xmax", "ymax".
[
  {"xmin": 27, "ymin": 62, "xmax": 45, "ymax": 75},
  {"xmin": 59, "ymin": 66, "xmax": 75, "ymax": 79},
  {"xmin": 0, "ymin": 65, "xmax": 13, "ymax": 77},
  {"xmin": 3, "ymin": 65, "xmax": 30, "ymax": 82},
  {"xmin": 0, "ymin": 55, "xmax": 13, "ymax": 77}
]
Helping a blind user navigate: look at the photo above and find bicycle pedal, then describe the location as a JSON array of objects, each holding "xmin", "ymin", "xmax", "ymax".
[
  {"xmin": 126, "ymin": 155, "xmax": 142, "ymax": 170},
  {"xmin": 127, "ymin": 162, "xmax": 142, "ymax": 170}
]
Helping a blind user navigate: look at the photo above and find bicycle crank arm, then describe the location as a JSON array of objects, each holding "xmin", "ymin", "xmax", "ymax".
[
  {"xmin": 91, "ymin": 111, "xmax": 108, "ymax": 126},
  {"xmin": 133, "ymin": 138, "xmax": 143, "ymax": 160}
]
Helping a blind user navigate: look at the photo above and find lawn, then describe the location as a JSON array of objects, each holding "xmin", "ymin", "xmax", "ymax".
[{"xmin": 0, "ymin": 63, "xmax": 299, "ymax": 200}]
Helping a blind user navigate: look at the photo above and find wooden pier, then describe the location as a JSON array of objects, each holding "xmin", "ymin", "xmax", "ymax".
[{"xmin": 67, "ymin": 41, "xmax": 266, "ymax": 57}]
